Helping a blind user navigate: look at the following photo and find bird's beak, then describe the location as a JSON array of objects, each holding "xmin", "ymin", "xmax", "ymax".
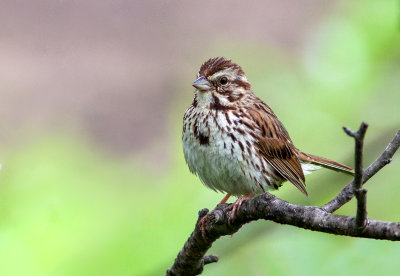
[{"xmin": 192, "ymin": 76, "xmax": 212, "ymax": 92}]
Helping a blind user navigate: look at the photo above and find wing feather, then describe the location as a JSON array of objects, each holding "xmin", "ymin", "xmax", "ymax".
[{"xmin": 249, "ymin": 104, "xmax": 308, "ymax": 195}]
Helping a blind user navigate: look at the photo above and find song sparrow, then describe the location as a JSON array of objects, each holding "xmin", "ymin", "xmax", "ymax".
[{"xmin": 182, "ymin": 57, "xmax": 353, "ymax": 217}]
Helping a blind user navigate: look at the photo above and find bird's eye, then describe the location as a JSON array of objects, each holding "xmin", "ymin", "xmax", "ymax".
[{"xmin": 220, "ymin": 77, "xmax": 228, "ymax": 85}]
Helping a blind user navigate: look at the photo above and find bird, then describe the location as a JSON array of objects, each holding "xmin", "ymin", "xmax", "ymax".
[{"xmin": 182, "ymin": 57, "xmax": 353, "ymax": 219}]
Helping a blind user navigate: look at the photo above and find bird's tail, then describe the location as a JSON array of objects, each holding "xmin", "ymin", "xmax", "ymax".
[{"xmin": 297, "ymin": 151, "xmax": 354, "ymax": 176}]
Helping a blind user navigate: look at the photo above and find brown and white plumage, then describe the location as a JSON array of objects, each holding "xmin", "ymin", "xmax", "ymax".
[{"xmin": 182, "ymin": 57, "xmax": 353, "ymax": 199}]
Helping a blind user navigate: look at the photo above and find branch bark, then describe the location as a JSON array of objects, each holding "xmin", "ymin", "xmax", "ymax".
[
  {"xmin": 167, "ymin": 127, "xmax": 400, "ymax": 276},
  {"xmin": 343, "ymin": 122, "xmax": 368, "ymax": 228}
]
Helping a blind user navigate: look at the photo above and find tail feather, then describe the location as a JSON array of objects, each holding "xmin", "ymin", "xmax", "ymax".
[{"xmin": 297, "ymin": 152, "xmax": 354, "ymax": 176}]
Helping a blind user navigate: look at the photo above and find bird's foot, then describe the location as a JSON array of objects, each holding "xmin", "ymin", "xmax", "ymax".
[
  {"xmin": 218, "ymin": 193, "xmax": 231, "ymax": 205},
  {"xmin": 228, "ymin": 192, "xmax": 254, "ymax": 220},
  {"xmin": 198, "ymin": 213, "xmax": 209, "ymax": 238},
  {"xmin": 198, "ymin": 193, "xmax": 231, "ymax": 238}
]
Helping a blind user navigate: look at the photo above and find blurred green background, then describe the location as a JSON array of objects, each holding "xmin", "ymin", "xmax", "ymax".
[{"xmin": 0, "ymin": 1, "xmax": 399, "ymax": 275}]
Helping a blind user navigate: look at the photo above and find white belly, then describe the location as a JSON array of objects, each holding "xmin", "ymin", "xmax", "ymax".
[{"xmin": 182, "ymin": 108, "xmax": 279, "ymax": 196}]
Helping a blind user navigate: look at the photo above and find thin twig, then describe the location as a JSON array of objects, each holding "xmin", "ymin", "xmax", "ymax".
[
  {"xmin": 343, "ymin": 122, "xmax": 368, "ymax": 228},
  {"xmin": 323, "ymin": 129, "xmax": 400, "ymax": 213}
]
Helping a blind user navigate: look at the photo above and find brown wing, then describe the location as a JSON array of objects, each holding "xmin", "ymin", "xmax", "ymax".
[{"xmin": 249, "ymin": 103, "xmax": 307, "ymax": 195}]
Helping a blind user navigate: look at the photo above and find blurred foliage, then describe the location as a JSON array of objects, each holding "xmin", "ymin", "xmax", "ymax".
[{"xmin": 1, "ymin": 1, "xmax": 400, "ymax": 275}]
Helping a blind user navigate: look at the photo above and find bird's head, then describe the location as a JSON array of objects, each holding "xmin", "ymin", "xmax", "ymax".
[{"xmin": 192, "ymin": 57, "xmax": 252, "ymax": 108}]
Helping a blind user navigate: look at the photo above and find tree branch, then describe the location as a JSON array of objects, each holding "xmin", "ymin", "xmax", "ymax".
[
  {"xmin": 323, "ymin": 129, "xmax": 400, "ymax": 213},
  {"xmin": 167, "ymin": 127, "xmax": 400, "ymax": 276},
  {"xmin": 343, "ymin": 122, "xmax": 368, "ymax": 228}
]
